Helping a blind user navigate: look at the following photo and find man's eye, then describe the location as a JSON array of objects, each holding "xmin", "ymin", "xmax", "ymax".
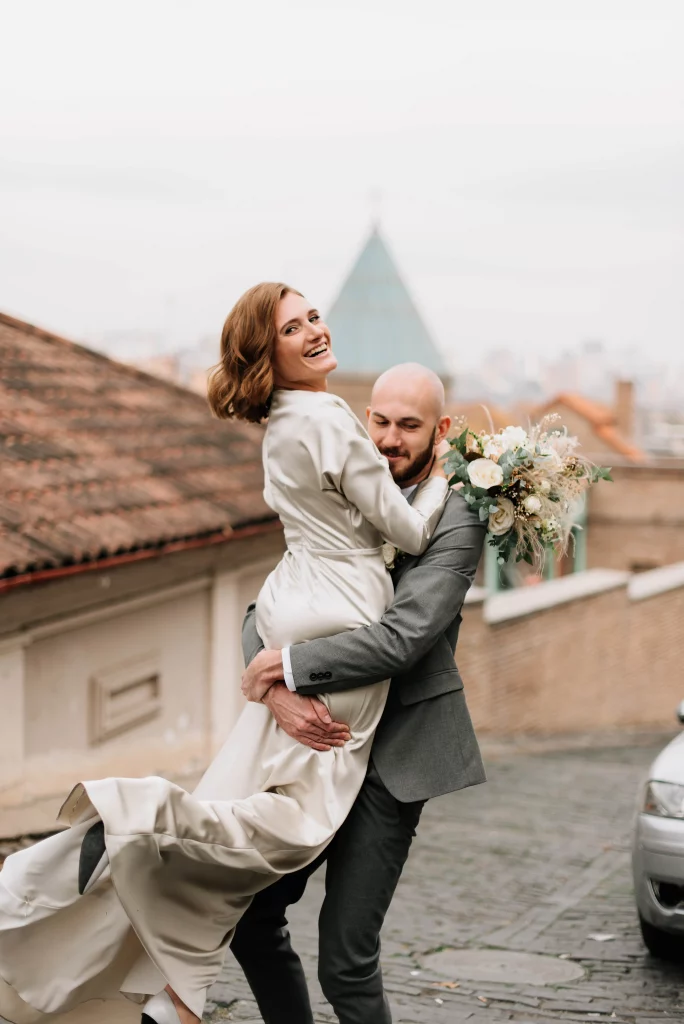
[{"xmin": 309, "ymin": 315, "xmax": 320, "ymax": 323}]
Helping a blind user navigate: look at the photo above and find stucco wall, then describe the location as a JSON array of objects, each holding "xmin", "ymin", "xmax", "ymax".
[{"xmin": 0, "ymin": 543, "xmax": 282, "ymax": 836}]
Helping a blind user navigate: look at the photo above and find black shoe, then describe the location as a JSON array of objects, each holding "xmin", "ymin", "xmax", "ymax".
[{"xmin": 78, "ymin": 820, "xmax": 107, "ymax": 895}]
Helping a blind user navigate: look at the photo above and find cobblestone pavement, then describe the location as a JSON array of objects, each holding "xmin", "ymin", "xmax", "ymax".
[{"xmin": 206, "ymin": 738, "xmax": 684, "ymax": 1024}]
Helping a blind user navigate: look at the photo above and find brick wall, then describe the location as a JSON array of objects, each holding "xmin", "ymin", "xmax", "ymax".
[
  {"xmin": 457, "ymin": 567, "xmax": 684, "ymax": 736},
  {"xmin": 587, "ymin": 461, "xmax": 684, "ymax": 572}
]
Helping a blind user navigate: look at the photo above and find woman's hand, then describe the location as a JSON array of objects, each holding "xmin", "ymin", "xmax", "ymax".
[
  {"xmin": 241, "ymin": 649, "xmax": 286, "ymax": 702},
  {"xmin": 430, "ymin": 438, "xmax": 451, "ymax": 479}
]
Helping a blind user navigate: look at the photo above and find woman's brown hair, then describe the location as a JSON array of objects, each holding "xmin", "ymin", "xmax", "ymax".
[{"xmin": 207, "ymin": 282, "xmax": 302, "ymax": 423}]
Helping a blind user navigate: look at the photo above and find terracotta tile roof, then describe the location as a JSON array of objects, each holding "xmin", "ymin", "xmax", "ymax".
[
  {"xmin": 534, "ymin": 392, "xmax": 646, "ymax": 462},
  {"xmin": 0, "ymin": 313, "xmax": 276, "ymax": 580}
]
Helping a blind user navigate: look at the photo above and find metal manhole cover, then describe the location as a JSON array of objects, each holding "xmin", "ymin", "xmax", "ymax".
[{"xmin": 422, "ymin": 948, "xmax": 584, "ymax": 985}]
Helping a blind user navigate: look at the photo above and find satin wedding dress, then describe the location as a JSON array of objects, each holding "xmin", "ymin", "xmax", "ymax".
[{"xmin": 0, "ymin": 389, "xmax": 447, "ymax": 1022}]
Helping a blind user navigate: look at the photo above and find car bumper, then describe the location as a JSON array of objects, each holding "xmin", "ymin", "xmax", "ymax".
[{"xmin": 632, "ymin": 813, "xmax": 684, "ymax": 935}]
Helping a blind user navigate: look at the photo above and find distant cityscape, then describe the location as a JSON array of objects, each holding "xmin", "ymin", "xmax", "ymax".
[{"xmin": 87, "ymin": 328, "xmax": 684, "ymax": 459}]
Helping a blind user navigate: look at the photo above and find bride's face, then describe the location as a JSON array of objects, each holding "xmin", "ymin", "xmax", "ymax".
[{"xmin": 272, "ymin": 292, "xmax": 337, "ymax": 389}]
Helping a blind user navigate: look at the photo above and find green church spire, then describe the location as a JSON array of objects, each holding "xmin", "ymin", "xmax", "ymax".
[{"xmin": 326, "ymin": 227, "xmax": 448, "ymax": 377}]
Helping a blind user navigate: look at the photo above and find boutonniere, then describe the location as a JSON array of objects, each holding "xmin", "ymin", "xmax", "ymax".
[{"xmin": 382, "ymin": 543, "xmax": 408, "ymax": 571}]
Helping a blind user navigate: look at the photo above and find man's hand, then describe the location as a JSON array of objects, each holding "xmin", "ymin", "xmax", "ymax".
[
  {"xmin": 241, "ymin": 648, "xmax": 286, "ymax": 702},
  {"xmin": 263, "ymin": 683, "xmax": 352, "ymax": 752}
]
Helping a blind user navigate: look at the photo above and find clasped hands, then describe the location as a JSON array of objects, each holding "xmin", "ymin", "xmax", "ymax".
[{"xmin": 241, "ymin": 648, "xmax": 351, "ymax": 752}]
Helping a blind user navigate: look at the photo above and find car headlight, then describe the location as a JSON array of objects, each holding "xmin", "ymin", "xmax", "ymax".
[{"xmin": 643, "ymin": 780, "xmax": 684, "ymax": 819}]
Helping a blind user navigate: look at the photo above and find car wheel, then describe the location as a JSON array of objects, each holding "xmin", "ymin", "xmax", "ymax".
[{"xmin": 639, "ymin": 913, "xmax": 684, "ymax": 962}]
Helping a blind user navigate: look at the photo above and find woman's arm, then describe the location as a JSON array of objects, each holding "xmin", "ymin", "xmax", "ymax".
[{"xmin": 303, "ymin": 404, "xmax": 448, "ymax": 556}]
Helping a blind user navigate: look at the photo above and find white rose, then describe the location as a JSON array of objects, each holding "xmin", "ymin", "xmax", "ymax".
[
  {"xmin": 501, "ymin": 425, "xmax": 529, "ymax": 451},
  {"xmin": 539, "ymin": 479, "xmax": 551, "ymax": 495},
  {"xmin": 467, "ymin": 458, "xmax": 504, "ymax": 490},
  {"xmin": 544, "ymin": 430, "xmax": 578, "ymax": 458},
  {"xmin": 488, "ymin": 497, "xmax": 516, "ymax": 536},
  {"xmin": 482, "ymin": 436, "xmax": 504, "ymax": 460},
  {"xmin": 523, "ymin": 494, "xmax": 542, "ymax": 514}
]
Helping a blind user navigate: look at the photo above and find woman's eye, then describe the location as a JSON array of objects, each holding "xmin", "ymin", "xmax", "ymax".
[
  {"xmin": 309, "ymin": 315, "xmax": 320, "ymax": 323},
  {"xmin": 285, "ymin": 325, "xmax": 298, "ymax": 334}
]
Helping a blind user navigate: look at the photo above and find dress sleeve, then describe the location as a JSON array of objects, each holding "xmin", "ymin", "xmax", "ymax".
[{"xmin": 302, "ymin": 401, "xmax": 449, "ymax": 556}]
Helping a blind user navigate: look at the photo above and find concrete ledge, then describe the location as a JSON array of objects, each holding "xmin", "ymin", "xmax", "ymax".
[
  {"xmin": 629, "ymin": 561, "xmax": 684, "ymax": 602},
  {"xmin": 484, "ymin": 569, "xmax": 630, "ymax": 625}
]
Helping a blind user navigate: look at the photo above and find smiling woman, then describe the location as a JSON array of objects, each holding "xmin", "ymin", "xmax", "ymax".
[{"xmin": 207, "ymin": 283, "xmax": 337, "ymax": 423}]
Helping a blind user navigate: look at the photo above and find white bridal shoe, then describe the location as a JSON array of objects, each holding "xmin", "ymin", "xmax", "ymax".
[{"xmin": 141, "ymin": 991, "xmax": 182, "ymax": 1024}]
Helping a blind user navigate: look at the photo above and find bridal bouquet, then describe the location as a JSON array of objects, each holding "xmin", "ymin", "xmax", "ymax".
[{"xmin": 443, "ymin": 416, "xmax": 612, "ymax": 569}]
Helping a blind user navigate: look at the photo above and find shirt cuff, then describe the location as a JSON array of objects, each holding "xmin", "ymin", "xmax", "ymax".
[{"xmin": 282, "ymin": 647, "xmax": 296, "ymax": 691}]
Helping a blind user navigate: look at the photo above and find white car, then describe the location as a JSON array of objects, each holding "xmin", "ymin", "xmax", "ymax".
[{"xmin": 632, "ymin": 702, "xmax": 684, "ymax": 960}]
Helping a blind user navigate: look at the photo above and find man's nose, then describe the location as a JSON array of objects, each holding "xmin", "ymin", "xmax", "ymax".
[{"xmin": 384, "ymin": 425, "xmax": 403, "ymax": 447}]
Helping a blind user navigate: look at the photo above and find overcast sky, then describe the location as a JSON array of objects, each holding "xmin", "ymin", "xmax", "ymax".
[{"xmin": 1, "ymin": 0, "xmax": 682, "ymax": 372}]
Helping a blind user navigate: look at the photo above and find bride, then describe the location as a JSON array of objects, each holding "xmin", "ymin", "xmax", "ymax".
[{"xmin": 0, "ymin": 283, "xmax": 448, "ymax": 1024}]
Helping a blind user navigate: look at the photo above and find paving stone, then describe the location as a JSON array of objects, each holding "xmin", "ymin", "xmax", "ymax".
[{"xmin": 423, "ymin": 948, "xmax": 585, "ymax": 984}]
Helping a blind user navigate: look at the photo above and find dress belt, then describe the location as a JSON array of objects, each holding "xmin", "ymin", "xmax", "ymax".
[{"xmin": 297, "ymin": 545, "xmax": 384, "ymax": 560}]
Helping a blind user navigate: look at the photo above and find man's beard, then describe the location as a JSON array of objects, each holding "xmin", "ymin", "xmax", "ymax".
[{"xmin": 381, "ymin": 429, "xmax": 437, "ymax": 485}]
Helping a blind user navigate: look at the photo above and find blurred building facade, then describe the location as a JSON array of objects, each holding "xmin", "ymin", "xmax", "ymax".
[{"xmin": 0, "ymin": 313, "xmax": 284, "ymax": 836}]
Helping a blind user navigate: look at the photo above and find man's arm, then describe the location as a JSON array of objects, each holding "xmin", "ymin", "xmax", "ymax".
[{"xmin": 292, "ymin": 500, "xmax": 485, "ymax": 696}]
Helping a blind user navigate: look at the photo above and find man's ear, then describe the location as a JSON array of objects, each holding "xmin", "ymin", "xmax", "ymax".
[
  {"xmin": 435, "ymin": 415, "xmax": 451, "ymax": 444},
  {"xmin": 365, "ymin": 406, "xmax": 371, "ymax": 423}
]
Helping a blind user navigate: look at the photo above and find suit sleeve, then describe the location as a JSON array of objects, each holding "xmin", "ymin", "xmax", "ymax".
[
  {"xmin": 241, "ymin": 601, "xmax": 265, "ymax": 667},
  {"xmin": 302, "ymin": 406, "xmax": 448, "ymax": 556},
  {"xmin": 290, "ymin": 499, "xmax": 486, "ymax": 694}
]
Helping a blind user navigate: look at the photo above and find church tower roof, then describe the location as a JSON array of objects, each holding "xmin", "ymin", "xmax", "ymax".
[{"xmin": 326, "ymin": 227, "xmax": 448, "ymax": 377}]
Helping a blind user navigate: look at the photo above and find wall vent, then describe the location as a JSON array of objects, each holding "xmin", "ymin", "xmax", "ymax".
[{"xmin": 90, "ymin": 653, "xmax": 161, "ymax": 743}]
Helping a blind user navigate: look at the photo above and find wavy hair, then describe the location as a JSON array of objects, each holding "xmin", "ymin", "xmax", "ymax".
[{"xmin": 207, "ymin": 282, "xmax": 302, "ymax": 423}]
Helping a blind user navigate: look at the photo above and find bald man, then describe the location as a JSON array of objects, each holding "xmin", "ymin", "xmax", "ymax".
[{"xmin": 234, "ymin": 364, "xmax": 486, "ymax": 1024}]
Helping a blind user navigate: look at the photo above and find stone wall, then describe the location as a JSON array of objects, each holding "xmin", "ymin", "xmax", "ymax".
[{"xmin": 458, "ymin": 565, "xmax": 684, "ymax": 736}]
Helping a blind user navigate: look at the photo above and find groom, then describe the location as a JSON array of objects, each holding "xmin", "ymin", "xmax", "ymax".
[{"xmin": 235, "ymin": 363, "xmax": 486, "ymax": 1024}]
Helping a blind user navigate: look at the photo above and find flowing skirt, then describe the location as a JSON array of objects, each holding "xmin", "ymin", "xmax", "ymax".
[{"xmin": 0, "ymin": 548, "xmax": 392, "ymax": 1021}]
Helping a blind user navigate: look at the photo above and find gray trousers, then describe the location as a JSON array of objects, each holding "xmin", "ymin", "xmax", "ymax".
[{"xmin": 230, "ymin": 760, "xmax": 425, "ymax": 1024}]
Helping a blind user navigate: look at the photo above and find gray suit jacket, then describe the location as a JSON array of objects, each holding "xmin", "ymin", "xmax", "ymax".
[{"xmin": 242, "ymin": 489, "xmax": 487, "ymax": 803}]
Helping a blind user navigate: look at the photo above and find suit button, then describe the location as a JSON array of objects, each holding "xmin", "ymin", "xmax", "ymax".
[
  {"xmin": 309, "ymin": 673, "xmax": 317, "ymax": 682},
  {"xmin": 317, "ymin": 672, "xmax": 324, "ymax": 680},
  {"xmin": 324, "ymin": 671, "xmax": 332, "ymax": 679}
]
